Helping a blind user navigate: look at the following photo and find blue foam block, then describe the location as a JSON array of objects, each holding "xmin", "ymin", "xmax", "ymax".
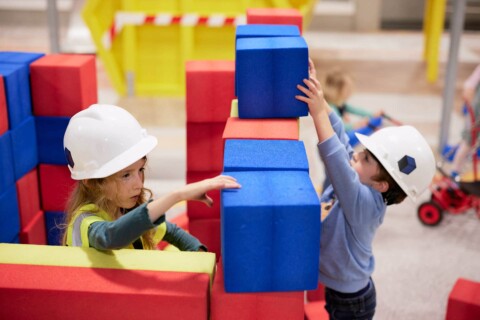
[
  {"xmin": 223, "ymin": 139, "xmax": 309, "ymax": 172},
  {"xmin": 235, "ymin": 24, "xmax": 301, "ymax": 97},
  {"xmin": 221, "ymin": 170, "xmax": 320, "ymax": 293},
  {"xmin": 0, "ymin": 185, "xmax": 20, "ymax": 243},
  {"xmin": 0, "ymin": 131, "xmax": 15, "ymax": 194},
  {"xmin": 0, "ymin": 63, "xmax": 33, "ymax": 129},
  {"xmin": 10, "ymin": 116, "xmax": 38, "ymax": 180},
  {"xmin": 235, "ymin": 24, "xmax": 300, "ymax": 41},
  {"xmin": 346, "ymin": 116, "xmax": 383, "ymax": 147},
  {"xmin": 236, "ymin": 37, "xmax": 309, "ymax": 118},
  {"xmin": 45, "ymin": 211, "xmax": 66, "ymax": 245},
  {"xmin": 0, "ymin": 51, "xmax": 44, "ymax": 65},
  {"xmin": 36, "ymin": 116, "xmax": 70, "ymax": 165}
]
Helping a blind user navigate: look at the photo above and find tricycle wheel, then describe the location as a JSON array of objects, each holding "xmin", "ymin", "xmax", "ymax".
[{"xmin": 418, "ymin": 201, "xmax": 443, "ymax": 226}]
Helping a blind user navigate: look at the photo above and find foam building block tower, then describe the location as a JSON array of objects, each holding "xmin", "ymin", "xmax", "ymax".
[
  {"xmin": 0, "ymin": 51, "xmax": 97, "ymax": 245},
  {"xmin": 218, "ymin": 22, "xmax": 321, "ymax": 295},
  {"xmin": 185, "ymin": 60, "xmax": 235, "ymax": 258}
]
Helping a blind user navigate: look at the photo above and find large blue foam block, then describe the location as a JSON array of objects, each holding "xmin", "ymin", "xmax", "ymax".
[
  {"xmin": 0, "ymin": 131, "xmax": 15, "ymax": 194},
  {"xmin": 0, "ymin": 185, "xmax": 20, "ymax": 243},
  {"xmin": 45, "ymin": 211, "xmax": 66, "ymax": 245},
  {"xmin": 221, "ymin": 170, "xmax": 320, "ymax": 293},
  {"xmin": 223, "ymin": 139, "xmax": 309, "ymax": 172},
  {"xmin": 235, "ymin": 24, "xmax": 302, "ymax": 98},
  {"xmin": 36, "ymin": 116, "xmax": 70, "ymax": 165},
  {"xmin": 235, "ymin": 24, "xmax": 300, "ymax": 41},
  {"xmin": 0, "ymin": 51, "xmax": 44, "ymax": 65},
  {"xmin": 10, "ymin": 116, "xmax": 38, "ymax": 180},
  {"xmin": 236, "ymin": 36, "xmax": 309, "ymax": 119},
  {"xmin": 0, "ymin": 63, "xmax": 33, "ymax": 128}
]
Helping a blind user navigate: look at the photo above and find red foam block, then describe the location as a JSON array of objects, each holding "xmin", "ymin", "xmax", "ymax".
[
  {"xmin": 0, "ymin": 76, "xmax": 7, "ymax": 134},
  {"xmin": 305, "ymin": 301, "xmax": 329, "ymax": 320},
  {"xmin": 222, "ymin": 117, "xmax": 299, "ymax": 145},
  {"xmin": 187, "ymin": 170, "xmax": 222, "ymax": 220},
  {"xmin": 158, "ymin": 211, "xmax": 190, "ymax": 250},
  {"xmin": 307, "ymin": 282, "xmax": 326, "ymax": 302},
  {"xmin": 186, "ymin": 60, "xmax": 235, "ymax": 123},
  {"xmin": 187, "ymin": 122, "xmax": 225, "ymax": 172},
  {"xmin": 30, "ymin": 54, "xmax": 97, "ymax": 116},
  {"xmin": 247, "ymin": 8, "xmax": 303, "ymax": 34},
  {"xmin": 19, "ymin": 210, "xmax": 46, "ymax": 245},
  {"xmin": 38, "ymin": 164, "xmax": 75, "ymax": 212},
  {"xmin": 211, "ymin": 262, "xmax": 304, "ymax": 320},
  {"xmin": 189, "ymin": 219, "xmax": 221, "ymax": 260},
  {"xmin": 15, "ymin": 168, "xmax": 41, "ymax": 228},
  {"xmin": 0, "ymin": 263, "xmax": 209, "ymax": 320},
  {"xmin": 446, "ymin": 278, "xmax": 480, "ymax": 320}
]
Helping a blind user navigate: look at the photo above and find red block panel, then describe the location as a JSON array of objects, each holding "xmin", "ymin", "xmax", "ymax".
[
  {"xmin": 187, "ymin": 122, "xmax": 225, "ymax": 172},
  {"xmin": 38, "ymin": 164, "xmax": 75, "ymax": 212},
  {"xmin": 446, "ymin": 278, "xmax": 480, "ymax": 320},
  {"xmin": 187, "ymin": 170, "xmax": 222, "ymax": 220},
  {"xmin": 307, "ymin": 282, "xmax": 326, "ymax": 302},
  {"xmin": 189, "ymin": 219, "xmax": 221, "ymax": 260},
  {"xmin": 186, "ymin": 61, "xmax": 235, "ymax": 123},
  {"xmin": 247, "ymin": 8, "xmax": 303, "ymax": 34},
  {"xmin": 211, "ymin": 262, "xmax": 304, "ymax": 320},
  {"xmin": 19, "ymin": 210, "xmax": 46, "ymax": 245},
  {"xmin": 305, "ymin": 301, "xmax": 329, "ymax": 320},
  {"xmin": 0, "ymin": 76, "xmax": 7, "ymax": 134},
  {"xmin": 30, "ymin": 54, "xmax": 97, "ymax": 116},
  {"xmin": 15, "ymin": 168, "xmax": 41, "ymax": 228},
  {"xmin": 222, "ymin": 117, "xmax": 299, "ymax": 145},
  {"xmin": 0, "ymin": 263, "xmax": 209, "ymax": 320}
]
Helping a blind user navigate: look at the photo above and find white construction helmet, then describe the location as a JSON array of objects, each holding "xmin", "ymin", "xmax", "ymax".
[
  {"xmin": 64, "ymin": 104, "xmax": 158, "ymax": 180},
  {"xmin": 355, "ymin": 126, "xmax": 435, "ymax": 202}
]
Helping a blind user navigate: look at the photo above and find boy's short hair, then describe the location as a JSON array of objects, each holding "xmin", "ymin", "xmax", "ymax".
[{"xmin": 367, "ymin": 149, "xmax": 407, "ymax": 205}]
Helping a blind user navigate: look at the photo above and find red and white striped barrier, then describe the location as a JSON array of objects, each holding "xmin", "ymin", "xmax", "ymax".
[{"xmin": 102, "ymin": 12, "xmax": 246, "ymax": 49}]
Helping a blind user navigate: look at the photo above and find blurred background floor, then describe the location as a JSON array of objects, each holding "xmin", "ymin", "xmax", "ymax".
[{"xmin": 1, "ymin": 1, "xmax": 480, "ymax": 319}]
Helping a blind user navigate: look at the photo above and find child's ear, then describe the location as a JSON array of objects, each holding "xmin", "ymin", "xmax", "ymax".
[{"xmin": 372, "ymin": 181, "xmax": 389, "ymax": 193}]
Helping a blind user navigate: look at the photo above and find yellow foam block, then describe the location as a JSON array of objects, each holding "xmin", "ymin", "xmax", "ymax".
[
  {"xmin": 230, "ymin": 99, "xmax": 238, "ymax": 118},
  {"xmin": 0, "ymin": 244, "xmax": 215, "ymax": 283}
]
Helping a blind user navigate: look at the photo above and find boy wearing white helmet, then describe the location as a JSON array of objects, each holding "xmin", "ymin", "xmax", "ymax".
[
  {"xmin": 62, "ymin": 104, "xmax": 240, "ymax": 251},
  {"xmin": 296, "ymin": 60, "xmax": 435, "ymax": 319}
]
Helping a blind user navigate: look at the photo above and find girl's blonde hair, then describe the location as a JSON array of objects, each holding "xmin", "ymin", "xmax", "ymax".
[
  {"xmin": 61, "ymin": 159, "xmax": 157, "ymax": 250},
  {"xmin": 322, "ymin": 68, "xmax": 352, "ymax": 105}
]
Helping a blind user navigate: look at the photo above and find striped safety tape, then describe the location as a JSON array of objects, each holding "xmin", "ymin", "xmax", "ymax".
[{"xmin": 102, "ymin": 12, "xmax": 246, "ymax": 49}]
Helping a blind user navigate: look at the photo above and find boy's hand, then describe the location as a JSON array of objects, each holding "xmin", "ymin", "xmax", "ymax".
[
  {"xmin": 308, "ymin": 58, "xmax": 317, "ymax": 79},
  {"xmin": 180, "ymin": 175, "xmax": 241, "ymax": 207},
  {"xmin": 296, "ymin": 76, "xmax": 328, "ymax": 117}
]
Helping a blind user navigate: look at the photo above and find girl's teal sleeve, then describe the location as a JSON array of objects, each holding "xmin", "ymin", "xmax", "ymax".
[{"xmin": 344, "ymin": 103, "xmax": 373, "ymax": 117}]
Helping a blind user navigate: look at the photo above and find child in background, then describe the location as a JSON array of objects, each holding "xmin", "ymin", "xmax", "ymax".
[
  {"xmin": 62, "ymin": 104, "xmax": 240, "ymax": 251},
  {"xmin": 297, "ymin": 60, "xmax": 435, "ymax": 319},
  {"xmin": 323, "ymin": 68, "xmax": 382, "ymax": 133},
  {"xmin": 451, "ymin": 64, "xmax": 480, "ymax": 179}
]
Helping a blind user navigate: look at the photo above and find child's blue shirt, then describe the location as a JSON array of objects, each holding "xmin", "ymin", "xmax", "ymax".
[{"xmin": 317, "ymin": 111, "xmax": 387, "ymax": 293}]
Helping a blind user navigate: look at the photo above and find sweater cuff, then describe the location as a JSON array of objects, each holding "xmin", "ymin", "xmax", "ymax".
[{"xmin": 143, "ymin": 199, "xmax": 166, "ymax": 226}]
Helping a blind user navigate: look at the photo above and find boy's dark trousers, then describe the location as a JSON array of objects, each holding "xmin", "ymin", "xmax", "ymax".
[{"xmin": 324, "ymin": 278, "xmax": 376, "ymax": 320}]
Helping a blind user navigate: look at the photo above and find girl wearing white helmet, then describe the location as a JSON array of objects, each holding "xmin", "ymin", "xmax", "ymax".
[
  {"xmin": 62, "ymin": 104, "xmax": 240, "ymax": 251},
  {"xmin": 296, "ymin": 60, "xmax": 435, "ymax": 319}
]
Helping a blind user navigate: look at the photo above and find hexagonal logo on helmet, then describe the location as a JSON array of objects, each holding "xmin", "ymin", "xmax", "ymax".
[{"xmin": 398, "ymin": 155, "xmax": 416, "ymax": 175}]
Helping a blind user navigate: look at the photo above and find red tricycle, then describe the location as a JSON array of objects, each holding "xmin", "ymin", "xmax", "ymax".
[{"xmin": 417, "ymin": 102, "xmax": 480, "ymax": 226}]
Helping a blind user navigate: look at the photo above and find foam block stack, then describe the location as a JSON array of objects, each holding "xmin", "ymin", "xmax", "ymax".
[
  {"xmin": 246, "ymin": 8, "xmax": 304, "ymax": 34},
  {"xmin": 446, "ymin": 278, "xmax": 480, "ymax": 320},
  {"xmin": 185, "ymin": 60, "xmax": 235, "ymax": 258},
  {"xmin": 0, "ymin": 51, "xmax": 97, "ymax": 245},
  {"xmin": 219, "ymin": 22, "xmax": 321, "ymax": 298},
  {"xmin": 0, "ymin": 52, "xmax": 44, "ymax": 243},
  {"xmin": 30, "ymin": 54, "xmax": 97, "ymax": 245}
]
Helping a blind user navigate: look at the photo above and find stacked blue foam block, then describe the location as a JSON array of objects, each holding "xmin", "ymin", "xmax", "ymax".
[
  {"xmin": 221, "ymin": 25, "xmax": 320, "ymax": 293},
  {"xmin": 0, "ymin": 52, "xmax": 44, "ymax": 243}
]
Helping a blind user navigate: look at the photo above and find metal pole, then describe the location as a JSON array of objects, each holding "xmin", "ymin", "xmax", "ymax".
[
  {"xmin": 439, "ymin": 0, "xmax": 467, "ymax": 153},
  {"xmin": 47, "ymin": 0, "xmax": 61, "ymax": 53}
]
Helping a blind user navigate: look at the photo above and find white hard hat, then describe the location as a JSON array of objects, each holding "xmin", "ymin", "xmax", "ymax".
[
  {"xmin": 64, "ymin": 104, "xmax": 158, "ymax": 180},
  {"xmin": 355, "ymin": 126, "xmax": 435, "ymax": 202}
]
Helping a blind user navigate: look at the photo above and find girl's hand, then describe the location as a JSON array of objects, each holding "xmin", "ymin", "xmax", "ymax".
[
  {"xmin": 296, "ymin": 76, "xmax": 328, "ymax": 117},
  {"xmin": 180, "ymin": 175, "xmax": 241, "ymax": 207}
]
